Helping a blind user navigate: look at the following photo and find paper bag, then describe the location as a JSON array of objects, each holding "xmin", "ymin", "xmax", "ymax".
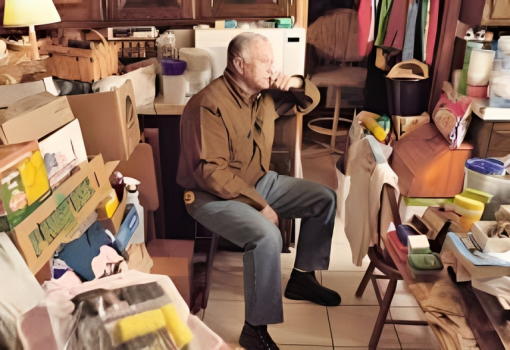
[{"xmin": 432, "ymin": 81, "xmax": 473, "ymax": 149}]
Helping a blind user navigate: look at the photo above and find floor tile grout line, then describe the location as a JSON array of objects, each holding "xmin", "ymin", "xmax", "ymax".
[{"xmin": 326, "ymin": 306, "xmax": 335, "ymax": 349}]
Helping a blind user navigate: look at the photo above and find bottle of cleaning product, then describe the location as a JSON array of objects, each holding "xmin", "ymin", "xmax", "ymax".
[{"xmin": 124, "ymin": 177, "xmax": 144, "ymax": 245}]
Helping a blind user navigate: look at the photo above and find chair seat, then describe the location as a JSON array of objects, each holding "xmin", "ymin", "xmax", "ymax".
[{"xmin": 311, "ymin": 65, "xmax": 367, "ymax": 88}]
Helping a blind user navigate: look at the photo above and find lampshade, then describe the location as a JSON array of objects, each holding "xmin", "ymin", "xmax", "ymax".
[{"xmin": 3, "ymin": 0, "xmax": 61, "ymax": 27}]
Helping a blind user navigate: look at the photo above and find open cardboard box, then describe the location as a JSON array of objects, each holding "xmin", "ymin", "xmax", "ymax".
[
  {"xmin": 0, "ymin": 92, "xmax": 75, "ymax": 145},
  {"xmin": 8, "ymin": 155, "xmax": 113, "ymax": 274},
  {"xmin": 66, "ymin": 80, "xmax": 140, "ymax": 162}
]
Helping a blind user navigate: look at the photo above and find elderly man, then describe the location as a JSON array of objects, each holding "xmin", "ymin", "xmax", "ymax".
[{"xmin": 177, "ymin": 33, "xmax": 339, "ymax": 350}]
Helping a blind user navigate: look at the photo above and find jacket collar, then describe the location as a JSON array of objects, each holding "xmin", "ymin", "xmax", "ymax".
[{"xmin": 223, "ymin": 68, "xmax": 260, "ymax": 107}]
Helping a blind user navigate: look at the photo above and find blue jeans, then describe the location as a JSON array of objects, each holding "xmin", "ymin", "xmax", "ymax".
[{"xmin": 187, "ymin": 171, "xmax": 337, "ymax": 325}]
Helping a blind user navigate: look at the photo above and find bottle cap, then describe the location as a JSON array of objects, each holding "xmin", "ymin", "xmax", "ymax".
[{"xmin": 124, "ymin": 177, "xmax": 141, "ymax": 193}]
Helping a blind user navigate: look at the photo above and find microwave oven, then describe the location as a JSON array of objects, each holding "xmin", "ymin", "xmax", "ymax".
[{"xmin": 194, "ymin": 28, "xmax": 306, "ymax": 81}]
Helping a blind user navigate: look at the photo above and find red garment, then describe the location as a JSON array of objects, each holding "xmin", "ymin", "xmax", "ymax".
[
  {"xmin": 383, "ymin": 0, "xmax": 409, "ymax": 50},
  {"xmin": 426, "ymin": 0, "xmax": 440, "ymax": 65},
  {"xmin": 357, "ymin": 0, "xmax": 372, "ymax": 57}
]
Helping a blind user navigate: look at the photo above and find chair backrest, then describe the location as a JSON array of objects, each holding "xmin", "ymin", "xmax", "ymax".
[{"xmin": 306, "ymin": 8, "xmax": 364, "ymax": 64}]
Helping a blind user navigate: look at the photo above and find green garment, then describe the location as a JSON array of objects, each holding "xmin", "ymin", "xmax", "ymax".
[{"xmin": 374, "ymin": 0, "xmax": 394, "ymax": 46}]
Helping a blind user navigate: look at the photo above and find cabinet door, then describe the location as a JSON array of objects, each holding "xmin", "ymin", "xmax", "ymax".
[
  {"xmin": 482, "ymin": 0, "xmax": 510, "ymax": 25},
  {"xmin": 110, "ymin": 0, "xmax": 193, "ymax": 20},
  {"xmin": 200, "ymin": 0, "xmax": 289, "ymax": 18},
  {"xmin": 54, "ymin": 0, "xmax": 104, "ymax": 21}
]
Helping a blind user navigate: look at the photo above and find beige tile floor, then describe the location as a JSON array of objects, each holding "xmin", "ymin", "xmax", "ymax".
[{"xmin": 202, "ymin": 218, "xmax": 442, "ymax": 349}]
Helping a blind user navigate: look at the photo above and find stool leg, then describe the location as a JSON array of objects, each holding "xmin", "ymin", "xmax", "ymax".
[
  {"xmin": 369, "ymin": 278, "xmax": 397, "ymax": 350},
  {"xmin": 330, "ymin": 87, "xmax": 341, "ymax": 150},
  {"xmin": 355, "ymin": 261, "xmax": 375, "ymax": 297}
]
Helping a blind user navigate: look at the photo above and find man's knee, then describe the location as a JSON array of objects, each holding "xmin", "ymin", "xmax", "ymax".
[{"xmin": 244, "ymin": 222, "xmax": 282, "ymax": 252}]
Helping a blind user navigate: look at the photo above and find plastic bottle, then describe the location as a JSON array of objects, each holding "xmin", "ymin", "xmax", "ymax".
[{"xmin": 124, "ymin": 177, "xmax": 144, "ymax": 245}]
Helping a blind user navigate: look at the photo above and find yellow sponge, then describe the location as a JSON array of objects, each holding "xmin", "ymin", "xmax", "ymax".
[
  {"xmin": 454, "ymin": 195, "xmax": 484, "ymax": 212},
  {"xmin": 113, "ymin": 308, "xmax": 166, "ymax": 344},
  {"xmin": 161, "ymin": 303, "xmax": 193, "ymax": 348},
  {"xmin": 96, "ymin": 189, "xmax": 120, "ymax": 219}
]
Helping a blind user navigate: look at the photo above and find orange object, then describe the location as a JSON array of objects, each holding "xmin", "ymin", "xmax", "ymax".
[{"xmin": 391, "ymin": 123, "xmax": 473, "ymax": 198}]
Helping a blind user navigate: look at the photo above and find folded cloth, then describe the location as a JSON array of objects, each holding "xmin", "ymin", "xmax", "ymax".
[{"xmin": 412, "ymin": 278, "xmax": 478, "ymax": 350}]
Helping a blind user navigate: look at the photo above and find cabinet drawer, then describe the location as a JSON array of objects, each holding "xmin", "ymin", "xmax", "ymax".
[
  {"xmin": 487, "ymin": 150, "xmax": 510, "ymax": 158},
  {"xmin": 493, "ymin": 123, "xmax": 510, "ymax": 131},
  {"xmin": 488, "ymin": 129, "xmax": 510, "ymax": 152}
]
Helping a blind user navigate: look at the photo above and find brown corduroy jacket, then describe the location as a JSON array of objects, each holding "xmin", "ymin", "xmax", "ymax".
[{"xmin": 177, "ymin": 69, "xmax": 319, "ymax": 210}]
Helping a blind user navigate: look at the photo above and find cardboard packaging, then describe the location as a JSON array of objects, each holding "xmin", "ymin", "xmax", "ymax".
[
  {"xmin": 0, "ymin": 80, "xmax": 46, "ymax": 109},
  {"xmin": 147, "ymin": 239, "xmax": 194, "ymax": 306},
  {"xmin": 392, "ymin": 113, "xmax": 430, "ymax": 140},
  {"xmin": 0, "ymin": 92, "xmax": 75, "ymax": 145},
  {"xmin": 391, "ymin": 123, "xmax": 473, "ymax": 198},
  {"xmin": 8, "ymin": 155, "xmax": 113, "ymax": 274},
  {"xmin": 66, "ymin": 80, "xmax": 140, "ymax": 162},
  {"xmin": 38, "ymin": 119, "xmax": 88, "ymax": 190},
  {"xmin": 0, "ymin": 141, "xmax": 51, "ymax": 231}
]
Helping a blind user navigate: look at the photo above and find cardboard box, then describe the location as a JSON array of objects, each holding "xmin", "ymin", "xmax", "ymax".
[
  {"xmin": 38, "ymin": 119, "xmax": 88, "ymax": 190},
  {"xmin": 392, "ymin": 113, "xmax": 430, "ymax": 140},
  {"xmin": 399, "ymin": 197, "xmax": 454, "ymax": 223},
  {"xmin": 66, "ymin": 80, "xmax": 140, "ymax": 162},
  {"xmin": 0, "ymin": 92, "xmax": 75, "ymax": 145},
  {"xmin": 0, "ymin": 80, "xmax": 46, "ymax": 109},
  {"xmin": 391, "ymin": 123, "xmax": 473, "ymax": 198},
  {"xmin": 8, "ymin": 155, "xmax": 113, "ymax": 274},
  {"xmin": 147, "ymin": 239, "xmax": 194, "ymax": 307},
  {"xmin": 0, "ymin": 141, "xmax": 51, "ymax": 231}
]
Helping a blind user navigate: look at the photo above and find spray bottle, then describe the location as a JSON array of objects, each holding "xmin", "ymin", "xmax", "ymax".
[{"xmin": 123, "ymin": 177, "xmax": 144, "ymax": 245}]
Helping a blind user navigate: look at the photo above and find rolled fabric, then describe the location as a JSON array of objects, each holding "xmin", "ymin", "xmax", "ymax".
[{"xmin": 160, "ymin": 59, "xmax": 187, "ymax": 76}]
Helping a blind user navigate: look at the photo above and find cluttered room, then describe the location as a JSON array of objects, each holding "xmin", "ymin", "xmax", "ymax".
[{"xmin": 1, "ymin": 0, "xmax": 510, "ymax": 349}]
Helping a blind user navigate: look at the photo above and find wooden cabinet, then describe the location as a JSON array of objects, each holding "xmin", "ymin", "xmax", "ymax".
[
  {"xmin": 466, "ymin": 114, "xmax": 510, "ymax": 158},
  {"xmin": 482, "ymin": 0, "xmax": 510, "ymax": 26},
  {"xmin": 198, "ymin": 0, "xmax": 290, "ymax": 18},
  {"xmin": 54, "ymin": 0, "xmax": 192, "ymax": 23},
  {"xmin": 109, "ymin": 0, "xmax": 192, "ymax": 20},
  {"xmin": 54, "ymin": 0, "xmax": 104, "ymax": 22}
]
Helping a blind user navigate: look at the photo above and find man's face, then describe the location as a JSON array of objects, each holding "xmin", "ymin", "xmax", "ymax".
[{"xmin": 242, "ymin": 39, "xmax": 274, "ymax": 92}]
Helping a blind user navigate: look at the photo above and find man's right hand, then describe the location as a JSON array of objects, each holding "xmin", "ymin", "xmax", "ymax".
[{"xmin": 260, "ymin": 205, "xmax": 279, "ymax": 226}]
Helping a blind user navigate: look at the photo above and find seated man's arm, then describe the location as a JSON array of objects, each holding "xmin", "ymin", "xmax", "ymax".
[
  {"xmin": 269, "ymin": 75, "xmax": 320, "ymax": 117},
  {"xmin": 192, "ymin": 106, "xmax": 268, "ymax": 211}
]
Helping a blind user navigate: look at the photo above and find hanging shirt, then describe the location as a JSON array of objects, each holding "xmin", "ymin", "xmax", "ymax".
[
  {"xmin": 358, "ymin": 0, "xmax": 372, "ymax": 56},
  {"xmin": 383, "ymin": 0, "xmax": 409, "ymax": 51},
  {"xmin": 426, "ymin": 0, "xmax": 440, "ymax": 65},
  {"xmin": 374, "ymin": 0, "xmax": 394, "ymax": 46},
  {"xmin": 402, "ymin": 0, "xmax": 419, "ymax": 61}
]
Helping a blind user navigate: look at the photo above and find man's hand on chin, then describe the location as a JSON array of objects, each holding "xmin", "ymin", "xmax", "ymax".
[
  {"xmin": 260, "ymin": 204, "xmax": 279, "ymax": 226},
  {"xmin": 270, "ymin": 71, "xmax": 303, "ymax": 91}
]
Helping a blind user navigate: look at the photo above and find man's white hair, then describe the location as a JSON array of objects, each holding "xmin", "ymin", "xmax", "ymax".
[{"xmin": 227, "ymin": 32, "xmax": 269, "ymax": 64}]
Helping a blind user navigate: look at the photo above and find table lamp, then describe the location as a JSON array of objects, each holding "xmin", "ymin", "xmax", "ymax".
[{"xmin": 3, "ymin": 0, "xmax": 61, "ymax": 60}]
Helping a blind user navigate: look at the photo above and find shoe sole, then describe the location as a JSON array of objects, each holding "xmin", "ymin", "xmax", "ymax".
[{"xmin": 284, "ymin": 291, "xmax": 341, "ymax": 306}]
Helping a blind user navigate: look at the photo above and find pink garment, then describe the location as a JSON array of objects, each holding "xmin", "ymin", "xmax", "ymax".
[
  {"xmin": 383, "ymin": 0, "xmax": 409, "ymax": 50},
  {"xmin": 91, "ymin": 245, "xmax": 128, "ymax": 279},
  {"xmin": 358, "ymin": 0, "xmax": 372, "ymax": 56},
  {"xmin": 426, "ymin": 0, "xmax": 440, "ymax": 65}
]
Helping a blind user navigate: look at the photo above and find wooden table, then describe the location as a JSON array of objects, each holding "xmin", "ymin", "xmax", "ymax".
[{"xmin": 380, "ymin": 230, "xmax": 510, "ymax": 350}]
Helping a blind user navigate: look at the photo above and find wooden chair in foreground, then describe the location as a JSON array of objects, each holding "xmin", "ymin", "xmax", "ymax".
[{"xmin": 355, "ymin": 185, "xmax": 428, "ymax": 350}]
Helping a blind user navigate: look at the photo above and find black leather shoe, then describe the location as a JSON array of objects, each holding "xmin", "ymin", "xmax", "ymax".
[
  {"xmin": 239, "ymin": 322, "xmax": 279, "ymax": 350},
  {"xmin": 284, "ymin": 269, "xmax": 341, "ymax": 306}
]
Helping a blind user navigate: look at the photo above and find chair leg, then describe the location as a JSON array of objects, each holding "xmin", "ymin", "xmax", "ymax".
[
  {"xmin": 330, "ymin": 86, "xmax": 341, "ymax": 149},
  {"xmin": 201, "ymin": 232, "xmax": 220, "ymax": 309},
  {"xmin": 355, "ymin": 261, "xmax": 375, "ymax": 297},
  {"xmin": 369, "ymin": 278, "xmax": 398, "ymax": 350}
]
